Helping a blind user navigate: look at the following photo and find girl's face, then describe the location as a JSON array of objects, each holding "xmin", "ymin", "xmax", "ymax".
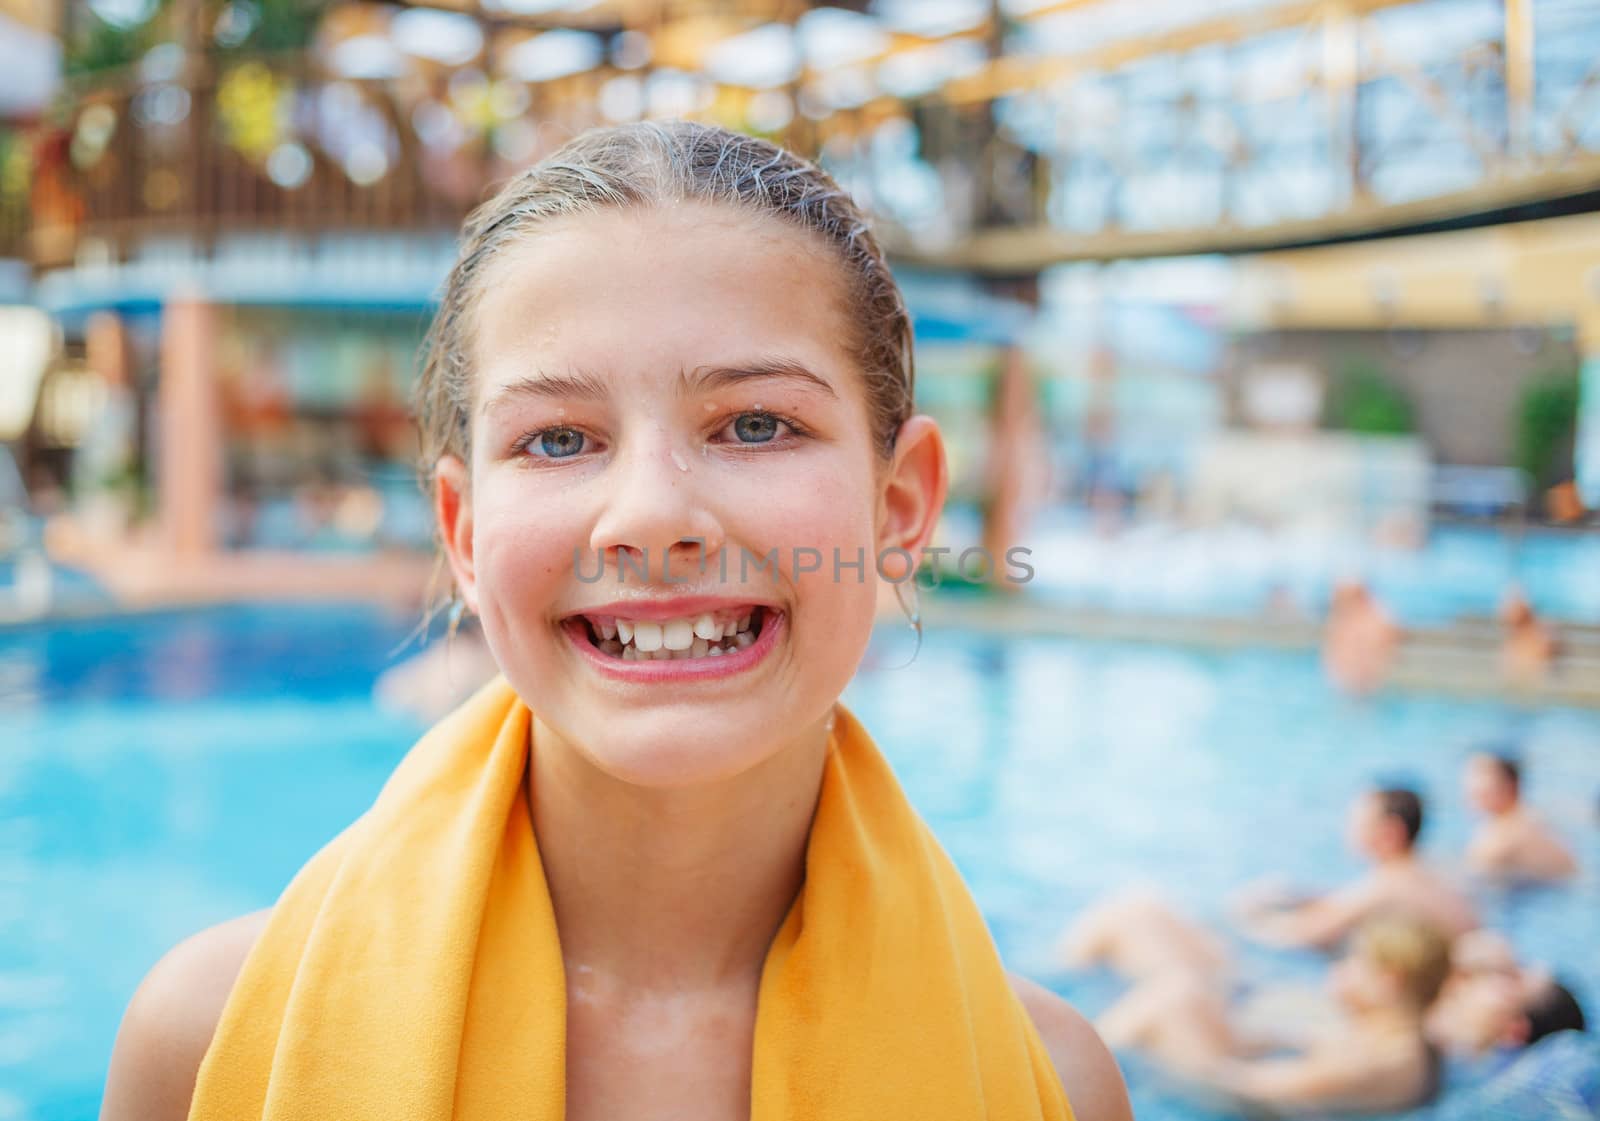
[{"xmin": 434, "ymin": 202, "xmax": 945, "ymax": 786}]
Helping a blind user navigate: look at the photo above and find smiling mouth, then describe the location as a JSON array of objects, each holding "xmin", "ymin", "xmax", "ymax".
[{"xmin": 570, "ymin": 606, "xmax": 772, "ymax": 662}]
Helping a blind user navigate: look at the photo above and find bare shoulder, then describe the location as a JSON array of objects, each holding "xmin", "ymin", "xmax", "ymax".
[
  {"xmin": 100, "ymin": 909, "xmax": 272, "ymax": 1121},
  {"xmin": 1010, "ymin": 973, "xmax": 1133, "ymax": 1121}
]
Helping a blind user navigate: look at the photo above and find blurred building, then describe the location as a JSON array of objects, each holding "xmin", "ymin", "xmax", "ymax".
[{"xmin": 1, "ymin": 0, "xmax": 1598, "ymax": 583}]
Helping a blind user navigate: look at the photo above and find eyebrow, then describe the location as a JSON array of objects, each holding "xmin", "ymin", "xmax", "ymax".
[
  {"xmin": 479, "ymin": 368, "xmax": 611, "ymax": 416},
  {"xmin": 680, "ymin": 357, "xmax": 839, "ymax": 400},
  {"xmin": 480, "ymin": 356, "xmax": 838, "ymax": 416}
]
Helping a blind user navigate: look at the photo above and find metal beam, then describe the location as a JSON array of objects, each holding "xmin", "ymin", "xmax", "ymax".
[
  {"xmin": 1367, "ymin": 34, "xmax": 1502, "ymax": 169},
  {"xmin": 943, "ymin": 0, "xmax": 1426, "ymax": 104},
  {"xmin": 1007, "ymin": 0, "xmax": 1104, "ymax": 21},
  {"xmin": 885, "ymin": 154, "xmax": 1600, "ymax": 271},
  {"xmin": 1504, "ymin": 0, "xmax": 1534, "ymax": 163}
]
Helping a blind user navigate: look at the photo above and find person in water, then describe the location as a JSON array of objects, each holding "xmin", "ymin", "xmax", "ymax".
[
  {"xmin": 1424, "ymin": 928, "xmax": 1595, "ymax": 1120},
  {"xmin": 1499, "ymin": 587, "xmax": 1558, "ymax": 689},
  {"xmin": 1058, "ymin": 787, "xmax": 1476, "ymax": 978},
  {"xmin": 1321, "ymin": 580, "xmax": 1400, "ymax": 697},
  {"xmin": 101, "ymin": 123, "xmax": 1129, "ymax": 1120},
  {"xmin": 1099, "ymin": 913, "xmax": 1453, "ymax": 1117},
  {"xmin": 374, "ymin": 612, "xmax": 500, "ymax": 724},
  {"xmin": 1462, "ymin": 749, "xmax": 1578, "ymax": 882},
  {"xmin": 1231, "ymin": 786, "xmax": 1479, "ymax": 950},
  {"xmin": 1425, "ymin": 928, "xmax": 1588, "ymax": 1057}
]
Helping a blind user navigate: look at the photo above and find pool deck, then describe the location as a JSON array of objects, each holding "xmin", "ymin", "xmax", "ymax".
[
  {"xmin": 22, "ymin": 522, "xmax": 1600, "ymax": 708},
  {"xmin": 924, "ymin": 595, "xmax": 1600, "ymax": 708},
  {"xmin": 38, "ymin": 518, "xmax": 438, "ymax": 612}
]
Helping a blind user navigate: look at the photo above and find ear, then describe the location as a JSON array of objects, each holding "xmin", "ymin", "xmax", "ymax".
[
  {"xmin": 877, "ymin": 415, "xmax": 948, "ymax": 561},
  {"xmin": 433, "ymin": 454, "xmax": 480, "ymax": 614}
]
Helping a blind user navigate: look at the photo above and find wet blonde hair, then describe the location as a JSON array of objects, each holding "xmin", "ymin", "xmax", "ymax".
[
  {"xmin": 1354, "ymin": 914, "xmax": 1453, "ymax": 1010},
  {"xmin": 412, "ymin": 120, "xmax": 916, "ymax": 626}
]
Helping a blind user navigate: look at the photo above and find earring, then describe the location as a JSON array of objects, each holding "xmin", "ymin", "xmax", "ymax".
[
  {"xmin": 446, "ymin": 594, "xmax": 468, "ymax": 642},
  {"xmin": 892, "ymin": 576, "xmax": 922, "ymax": 637},
  {"xmin": 883, "ymin": 576, "xmax": 925, "ymax": 670}
]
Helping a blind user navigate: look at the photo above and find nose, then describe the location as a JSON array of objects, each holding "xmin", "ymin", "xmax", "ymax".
[{"xmin": 588, "ymin": 434, "xmax": 726, "ymax": 579}]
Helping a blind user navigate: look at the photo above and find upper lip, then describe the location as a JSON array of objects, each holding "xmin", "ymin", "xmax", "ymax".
[{"xmin": 564, "ymin": 594, "xmax": 780, "ymax": 621}]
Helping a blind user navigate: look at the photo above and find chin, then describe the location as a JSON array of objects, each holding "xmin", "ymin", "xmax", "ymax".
[{"xmin": 575, "ymin": 718, "xmax": 790, "ymax": 788}]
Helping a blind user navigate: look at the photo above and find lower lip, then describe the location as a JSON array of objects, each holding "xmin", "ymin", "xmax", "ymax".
[{"xmin": 563, "ymin": 611, "xmax": 785, "ymax": 683}]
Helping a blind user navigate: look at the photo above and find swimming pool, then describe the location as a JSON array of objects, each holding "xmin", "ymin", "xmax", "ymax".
[{"xmin": 3, "ymin": 605, "xmax": 1597, "ymax": 1119}]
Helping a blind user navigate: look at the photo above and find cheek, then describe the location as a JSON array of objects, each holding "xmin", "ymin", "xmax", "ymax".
[
  {"xmin": 1463, "ymin": 987, "xmax": 1514, "ymax": 1041},
  {"xmin": 469, "ymin": 478, "xmax": 584, "ymax": 628},
  {"xmin": 752, "ymin": 460, "xmax": 879, "ymax": 591},
  {"xmin": 719, "ymin": 454, "xmax": 880, "ymax": 678}
]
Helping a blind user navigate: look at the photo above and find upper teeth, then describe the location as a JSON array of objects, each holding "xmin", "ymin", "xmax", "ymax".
[{"xmin": 588, "ymin": 610, "xmax": 759, "ymax": 660}]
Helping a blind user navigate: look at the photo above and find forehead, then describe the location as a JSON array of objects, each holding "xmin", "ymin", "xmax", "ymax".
[{"xmin": 469, "ymin": 202, "xmax": 857, "ymax": 398}]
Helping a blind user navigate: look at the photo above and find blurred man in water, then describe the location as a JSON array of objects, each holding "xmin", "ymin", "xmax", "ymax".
[
  {"xmin": 1322, "ymin": 581, "xmax": 1400, "ymax": 696},
  {"xmin": 1463, "ymin": 750, "xmax": 1577, "ymax": 882},
  {"xmin": 1060, "ymin": 788, "xmax": 1477, "ymax": 976},
  {"xmin": 1232, "ymin": 787, "xmax": 1479, "ymax": 949},
  {"xmin": 1499, "ymin": 588, "xmax": 1557, "ymax": 689}
]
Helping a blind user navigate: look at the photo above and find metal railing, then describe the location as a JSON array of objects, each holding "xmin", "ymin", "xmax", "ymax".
[{"xmin": 27, "ymin": 54, "xmax": 485, "ymax": 269}]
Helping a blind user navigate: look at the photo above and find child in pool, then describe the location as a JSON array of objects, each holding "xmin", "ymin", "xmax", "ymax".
[
  {"xmin": 1101, "ymin": 913, "xmax": 1453, "ymax": 1117},
  {"xmin": 101, "ymin": 122, "xmax": 1129, "ymax": 1121}
]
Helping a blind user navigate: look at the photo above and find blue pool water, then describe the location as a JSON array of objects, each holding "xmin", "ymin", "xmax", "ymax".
[{"xmin": 2, "ymin": 605, "xmax": 1598, "ymax": 1120}]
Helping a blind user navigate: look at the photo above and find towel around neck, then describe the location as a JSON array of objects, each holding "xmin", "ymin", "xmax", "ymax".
[{"xmin": 189, "ymin": 675, "xmax": 1074, "ymax": 1120}]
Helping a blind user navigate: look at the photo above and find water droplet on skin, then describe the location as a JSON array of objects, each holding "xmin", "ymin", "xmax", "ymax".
[
  {"xmin": 670, "ymin": 449, "xmax": 689, "ymax": 472},
  {"xmin": 704, "ymin": 402, "xmax": 717, "ymax": 412}
]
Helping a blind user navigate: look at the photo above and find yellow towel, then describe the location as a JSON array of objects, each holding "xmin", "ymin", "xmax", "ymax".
[{"xmin": 189, "ymin": 675, "xmax": 1073, "ymax": 1120}]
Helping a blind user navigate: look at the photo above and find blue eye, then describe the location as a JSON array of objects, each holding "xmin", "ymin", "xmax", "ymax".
[
  {"xmin": 528, "ymin": 427, "xmax": 586, "ymax": 458},
  {"xmin": 731, "ymin": 412, "xmax": 780, "ymax": 444}
]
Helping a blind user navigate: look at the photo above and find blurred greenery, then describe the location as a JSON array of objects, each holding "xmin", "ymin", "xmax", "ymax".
[
  {"xmin": 66, "ymin": 11, "xmax": 155, "ymax": 76},
  {"xmin": 919, "ymin": 554, "xmax": 991, "ymax": 595},
  {"xmin": 1514, "ymin": 363, "xmax": 1581, "ymax": 490},
  {"xmin": 64, "ymin": 0, "xmax": 320, "ymax": 75},
  {"xmin": 221, "ymin": 0, "xmax": 320, "ymax": 54},
  {"xmin": 0, "ymin": 129, "xmax": 27, "ymax": 204},
  {"xmin": 1326, "ymin": 355, "xmax": 1415, "ymax": 435}
]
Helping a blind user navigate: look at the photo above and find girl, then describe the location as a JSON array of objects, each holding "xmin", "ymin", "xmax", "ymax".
[{"xmin": 102, "ymin": 121, "xmax": 1128, "ymax": 1121}]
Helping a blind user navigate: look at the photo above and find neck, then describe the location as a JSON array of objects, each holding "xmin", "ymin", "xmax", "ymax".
[{"xmin": 528, "ymin": 710, "xmax": 834, "ymax": 994}]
